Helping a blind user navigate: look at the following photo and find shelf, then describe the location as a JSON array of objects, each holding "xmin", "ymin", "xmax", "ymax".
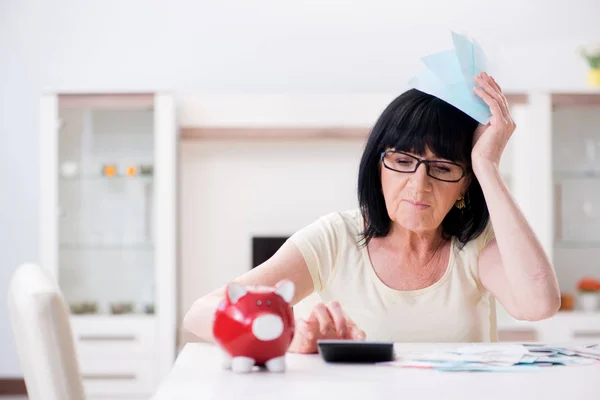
[
  {"xmin": 58, "ymin": 93, "xmax": 155, "ymax": 110},
  {"xmin": 552, "ymin": 92, "xmax": 600, "ymax": 107},
  {"xmin": 59, "ymin": 175, "xmax": 153, "ymax": 182},
  {"xmin": 70, "ymin": 314, "xmax": 156, "ymax": 322},
  {"xmin": 60, "ymin": 243, "xmax": 154, "ymax": 250},
  {"xmin": 554, "ymin": 170, "xmax": 600, "ymax": 180},
  {"xmin": 71, "ymin": 312, "xmax": 155, "ymax": 317},
  {"xmin": 180, "ymin": 126, "xmax": 371, "ymax": 140},
  {"xmin": 555, "ymin": 241, "xmax": 600, "ymax": 249}
]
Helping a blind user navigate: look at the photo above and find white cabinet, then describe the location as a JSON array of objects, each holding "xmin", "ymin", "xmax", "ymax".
[
  {"xmin": 498, "ymin": 311, "xmax": 600, "ymax": 344},
  {"xmin": 39, "ymin": 93, "xmax": 177, "ymax": 399},
  {"xmin": 496, "ymin": 90, "xmax": 600, "ymax": 340},
  {"xmin": 551, "ymin": 94, "xmax": 600, "ymax": 295},
  {"xmin": 507, "ymin": 91, "xmax": 600, "ymax": 295}
]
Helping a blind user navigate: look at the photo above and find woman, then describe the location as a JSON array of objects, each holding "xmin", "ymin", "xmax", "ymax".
[{"xmin": 183, "ymin": 73, "xmax": 560, "ymax": 353}]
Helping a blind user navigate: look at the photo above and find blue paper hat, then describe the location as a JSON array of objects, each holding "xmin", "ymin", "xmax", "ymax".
[{"xmin": 409, "ymin": 31, "xmax": 491, "ymax": 124}]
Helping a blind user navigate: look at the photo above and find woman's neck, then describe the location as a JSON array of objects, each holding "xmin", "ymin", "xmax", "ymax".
[
  {"xmin": 367, "ymin": 224, "xmax": 451, "ymax": 290},
  {"xmin": 385, "ymin": 224, "xmax": 446, "ymax": 258}
]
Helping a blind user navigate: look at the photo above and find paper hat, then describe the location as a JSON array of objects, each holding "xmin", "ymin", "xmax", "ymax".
[{"xmin": 408, "ymin": 31, "xmax": 491, "ymax": 124}]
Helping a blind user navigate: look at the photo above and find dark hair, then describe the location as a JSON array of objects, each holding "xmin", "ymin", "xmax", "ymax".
[{"xmin": 357, "ymin": 88, "xmax": 489, "ymax": 249}]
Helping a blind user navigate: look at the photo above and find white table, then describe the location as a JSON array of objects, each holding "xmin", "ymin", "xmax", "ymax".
[{"xmin": 151, "ymin": 343, "xmax": 600, "ymax": 400}]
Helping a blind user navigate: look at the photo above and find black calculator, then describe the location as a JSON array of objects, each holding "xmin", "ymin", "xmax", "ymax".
[{"xmin": 317, "ymin": 339, "xmax": 395, "ymax": 363}]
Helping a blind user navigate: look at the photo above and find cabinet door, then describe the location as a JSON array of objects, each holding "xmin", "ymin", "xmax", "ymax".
[
  {"xmin": 552, "ymin": 96, "xmax": 600, "ymax": 295},
  {"xmin": 53, "ymin": 95, "xmax": 157, "ymax": 317},
  {"xmin": 40, "ymin": 94, "xmax": 59, "ymax": 280},
  {"xmin": 153, "ymin": 93, "xmax": 177, "ymax": 377}
]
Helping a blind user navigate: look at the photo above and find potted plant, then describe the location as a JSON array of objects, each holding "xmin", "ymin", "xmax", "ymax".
[
  {"xmin": 581, "ymin": 44, "xmax": 600, "ymax": 87},
  {"xmin": 577, "ymin": 277, "xmax": 600, "ymax": 312}
]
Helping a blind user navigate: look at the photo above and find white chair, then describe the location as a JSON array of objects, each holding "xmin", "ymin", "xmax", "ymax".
[{"xmin": 7, "ymin": 263, "xmax": 86, "ymax": 400}]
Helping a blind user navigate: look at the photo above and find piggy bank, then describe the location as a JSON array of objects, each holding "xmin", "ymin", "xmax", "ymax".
[{"xmin": 213, "ymin": 280, "xmax": 295, "ymax": 373}]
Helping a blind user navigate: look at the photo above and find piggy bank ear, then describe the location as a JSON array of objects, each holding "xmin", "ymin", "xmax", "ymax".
[
  {"xmin": 227, "ymin": 282, "xmax": 247, "ymax": 304},
  {"xmin": 274, "ymin": 280, "xmax": 295, "ymax": 304}
]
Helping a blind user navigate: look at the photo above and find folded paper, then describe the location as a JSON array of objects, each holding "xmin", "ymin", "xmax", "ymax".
[{"xmin": 409, "ymin": 31, "xmax": 492, "ymax": 124}]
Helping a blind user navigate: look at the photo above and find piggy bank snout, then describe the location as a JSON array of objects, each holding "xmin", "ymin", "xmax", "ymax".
[{"xmin": 251, "ymin": 313, "xmax": 285, "ymax": 341}]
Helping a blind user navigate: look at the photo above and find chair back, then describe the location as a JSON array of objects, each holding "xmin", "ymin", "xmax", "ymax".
[{"xmin": 7, "ymin": 263, "xmax": 86, "ymax": 400}]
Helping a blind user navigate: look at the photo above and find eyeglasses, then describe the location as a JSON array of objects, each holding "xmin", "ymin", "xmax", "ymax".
[{"xmin": 380, "ymin": 150, "xmax": 467, "ymax": 183}]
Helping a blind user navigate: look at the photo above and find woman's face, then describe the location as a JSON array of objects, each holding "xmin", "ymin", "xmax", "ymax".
[{"xmin": 380, "ymin": 147, "xmax": 469, "ymax": 233}]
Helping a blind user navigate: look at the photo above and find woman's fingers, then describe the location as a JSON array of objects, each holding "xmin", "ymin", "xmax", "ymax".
[
  {"xmin": 487, "ymin": 75, "xmax": 511, "ymax": 119},
  {"xmin": 308, "ymin": 301, "xmax": 366, "ymax": 341},
  {"xmin": 311, "ymin": 303, "xmax": 336, "ymax": 336},
  {"xmin": 473, "ymin": 85, "xmax": 504, "ymax": 124},
  {"xmin": 300, "ymin": 317, "xmax": 319, "ymax": 340},
  {"xmin": 326, "ymin": 301, "xmax": 347, "ymax": 336},
  {"xmin": 475, "ymin": 73, "xmax": 510, "ymax": 119},
  {"xmin": 474, "ymin": 74, "xmax": 502, "ymax": 106},
  {"xmin": 288, "ymin": 319, "xmax": 315, "ymax": 353},
  {"xmin": 345, "ymin": 318, "xmax": 367, "ymax": 340},
  {"xmin": 487, "ymin": 73, "xmax": 502, "ymax": 93}
]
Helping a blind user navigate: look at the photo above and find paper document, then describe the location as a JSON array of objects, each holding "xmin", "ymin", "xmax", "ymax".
[
  {"xmin": 380, "ymin": 344, "xmax": 600, "ymax": 372},
  {"xmin": 408, "ymin": 31, "xmax": 492, "ymax": 124}
]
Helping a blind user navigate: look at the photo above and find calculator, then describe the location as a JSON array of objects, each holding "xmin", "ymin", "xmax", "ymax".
[{"xmin": 317, "ymin": 339, "xmax": 395, "ymax": 363}]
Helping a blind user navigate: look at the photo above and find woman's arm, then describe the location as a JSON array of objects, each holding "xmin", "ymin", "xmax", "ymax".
[
  {"xmin": 182, "ymin": 240, "xmax": 315, "ymax": 342},
  {"xmin": 471, "ymin": 72, "xmax": 560, "ymax": 321},
  {"xmin": 475, "ymin": 161, "xmax": 560, "ymax": 320}
]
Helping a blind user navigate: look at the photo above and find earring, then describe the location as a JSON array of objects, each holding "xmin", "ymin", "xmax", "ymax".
[{"xmin": 455, "ymin": 197, "xmax": 465, "ymax": 209}]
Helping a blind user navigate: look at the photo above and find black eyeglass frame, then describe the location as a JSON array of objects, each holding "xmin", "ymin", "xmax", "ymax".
[{"xmin": 380, "ymin": 150, "xmax": 467, "ymax": 183}]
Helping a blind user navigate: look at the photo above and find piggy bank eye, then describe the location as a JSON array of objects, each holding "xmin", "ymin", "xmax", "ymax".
[
  {"xmin": 256, "ymin": 300, "xmax": 262, "ymax": 306},
  {"xmin": 266, "ymin": 300, "xmax": 272, "ymax": 306}
]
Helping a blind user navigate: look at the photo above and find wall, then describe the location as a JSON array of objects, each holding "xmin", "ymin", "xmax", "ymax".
[
  {"xmin": 25, "ymin": 0, "xmax": 600, "ymax": 93},
  {"xmin": 0, "ymin": 1, "xmax": 42, "ymax": 377},
  {"xmin": 1, "ymin": 0, "xmax": 600, "ymax": 376},
  {"xmin": 180, "ymin": 139, "xmax": 366, "ymax": 324}
]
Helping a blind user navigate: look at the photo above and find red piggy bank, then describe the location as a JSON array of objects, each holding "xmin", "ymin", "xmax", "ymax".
[{"xmin": 213, "ymin": 280, "xmax": 295, "ymax": 373}]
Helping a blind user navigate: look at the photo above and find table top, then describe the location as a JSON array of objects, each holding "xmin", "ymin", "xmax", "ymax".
[{"xmin": 151, "ymin": 342, "xmax": 600, "ymax": 400}]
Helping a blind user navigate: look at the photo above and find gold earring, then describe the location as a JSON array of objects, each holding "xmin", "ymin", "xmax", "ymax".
[{"xmin": 455, "ymin": 197, "xmax": 465, "ymax": 209}]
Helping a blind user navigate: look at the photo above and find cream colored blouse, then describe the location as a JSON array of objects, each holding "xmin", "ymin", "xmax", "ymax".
[{"xmin": 288, "ymin": 209, "xmax": 498, "ymax": 343}]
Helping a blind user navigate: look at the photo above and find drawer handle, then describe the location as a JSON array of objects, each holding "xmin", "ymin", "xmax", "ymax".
[
  {"xmin": 573, "ymin": 331, "xmax": 600, "ymax": 339},
  {"xmin": 82, "ymin": 373, "xmax": 136, "ymax": 380},
  {"xmin": 79, "ymin": 335, "xmax": 136, "ymax": 342}
]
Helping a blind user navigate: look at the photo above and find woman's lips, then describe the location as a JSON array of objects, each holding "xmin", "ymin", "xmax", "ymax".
[{"xmin": 404, "ymin": 200, "xmax": 430, "ymax": 210}]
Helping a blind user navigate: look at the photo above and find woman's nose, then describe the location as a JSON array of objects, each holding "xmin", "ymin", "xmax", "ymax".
[{"xmin": 409, "ymin": 163, "xmax": 431, "ymax": 189}]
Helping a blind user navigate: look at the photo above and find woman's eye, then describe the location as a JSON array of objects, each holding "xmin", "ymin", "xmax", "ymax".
[
  {"xmin": 395, "ymin": 159, "xmax": 413, "ymax": 165},
  {"xmin": 434, "ymin": 166, "xmax": 451, "ymax": 173}
]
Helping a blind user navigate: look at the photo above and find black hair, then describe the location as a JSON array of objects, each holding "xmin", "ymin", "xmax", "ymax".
[{"xmin": 357, "ymin": 88, "xmax": 489, "ymax": 249}]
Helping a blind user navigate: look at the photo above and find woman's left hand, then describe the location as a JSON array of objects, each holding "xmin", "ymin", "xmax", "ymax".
[{"xmin": 471, "ymin": 72, "xmax": 517, "ymax": 169}]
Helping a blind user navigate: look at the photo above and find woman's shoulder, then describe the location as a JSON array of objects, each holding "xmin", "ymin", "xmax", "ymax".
[
  {"xmin": 453, "ymin": 220, "xmax": 495, "ymax": 288},
  {"xmin": 288, "ymin": 209, "xmax": 363, "ymax": 248},
  {"xmin": 458, "ymin": 220, "xmax": 495, "ymax": 254},
  {"xmin": 287, "ymin": 209, "xmax": 364, "ymax": 293},
  {"xmin": 314, "ymin": 208, "xmax": 364, "ymax": 237},
  {"xmin": 320, "ymin": 208, "xmax": 362, "ymax": 224}
]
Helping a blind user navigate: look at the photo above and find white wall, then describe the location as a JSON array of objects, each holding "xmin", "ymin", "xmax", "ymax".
[
  {"xmin": 2, "ymin": 0, "xmax": 600, "ymax": 376},
  {"xmin": 180, "ymin": 139, "xmax": 365, "ymax": 320},
  {"xmin": 0, "ymin": 1, "xmax": 42, "ymax": 377}
]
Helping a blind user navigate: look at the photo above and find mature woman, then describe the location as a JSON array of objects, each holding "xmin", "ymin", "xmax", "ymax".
[{"xmin": 183, "ymin": 73, "xmax": 560, "ymax": 353}]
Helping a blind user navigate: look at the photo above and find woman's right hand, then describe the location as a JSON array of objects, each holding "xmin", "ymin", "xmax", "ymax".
[{"xmin": 288, "ymin": 301, "xmax": 366, "ymax": 354}]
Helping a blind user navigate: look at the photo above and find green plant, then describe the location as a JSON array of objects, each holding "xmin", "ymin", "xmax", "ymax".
[{"xmin": 581, "ymin": 44, "xmax": 600, "ymax": 69}]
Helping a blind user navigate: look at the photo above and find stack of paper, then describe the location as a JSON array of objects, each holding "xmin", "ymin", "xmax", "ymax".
[
  {"xmin": 380, "ymin": 344, "xmax": 600, "ymax": 372},
  {"xmin": 408, "ymin": 31, "xmax": 492, "ymax": 125}
]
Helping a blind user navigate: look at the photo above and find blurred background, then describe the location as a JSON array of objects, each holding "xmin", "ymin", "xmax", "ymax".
[{"xmin": 1, "ymin": 0, "xmax": 600, "ymax": 398}]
